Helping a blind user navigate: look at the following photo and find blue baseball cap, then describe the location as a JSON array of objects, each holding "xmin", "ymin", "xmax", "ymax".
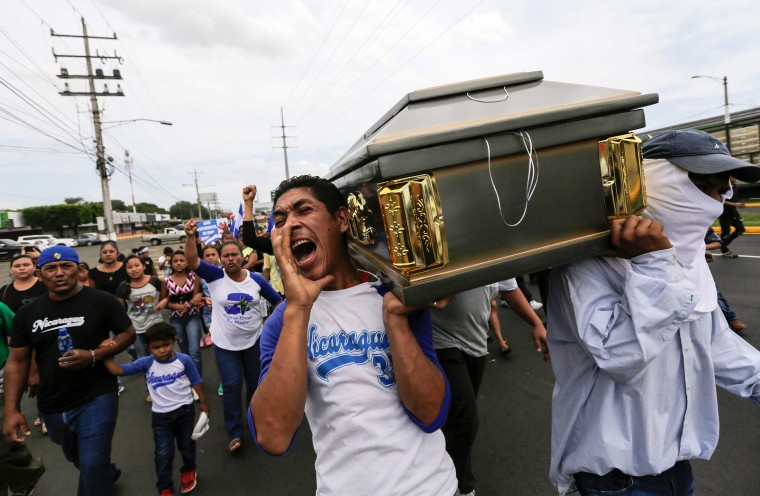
[
  {"xmin": 642, "ymin": 129, "xmax": 760, "ymax": 183},
  {"xmin": 38, "ymin": 245, "xmax": 79, "ymax": 268}
]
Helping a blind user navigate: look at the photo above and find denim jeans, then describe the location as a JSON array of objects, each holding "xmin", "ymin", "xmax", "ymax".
[
  {"xmin": 716, "ymin": 286, "xmax": 737, "ymax": 322},
  {"xmin": 133, "ymin": 333, "xmax": 149, "ymax": 359},
  {"xmin": 574, "ymin": 461, "xmax": 694, "ymax": 496},
  {"xmin": 171, "ymin": 314, "xmax": 203, "ymax": 378},
  {"xmin": 152, "ymin": 403, "xmax": 196, "ymax": 494},
  {"xmin": 213, "ymin": 342, "xmax": 261, "ymax": 440},
  {"xmin": 42, "ymin": 393, "xmax": 119, "ymax": 496}
]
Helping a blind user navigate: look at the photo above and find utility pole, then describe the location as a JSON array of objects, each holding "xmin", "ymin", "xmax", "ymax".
[
  {"xmin": 53, "ymin": 18, "xmax": 124, "ymax": 240},
  {"xmin": 183, "ymin": 169, "xmax": 203, "ymax": 219},
  {"xmin": 692, "ymin": 74, "xmax": 732, "ymax": 154},
  {"xmin": 273, "ymin": 107, "xmax": 296, "ymax": 179},
  {"xmin": 125, "ymin": 149, "xmax": 137, "ymax": 213},
  {"xmin": 722, "ymin": 76, "xmax": 731, "ymax": 154}
]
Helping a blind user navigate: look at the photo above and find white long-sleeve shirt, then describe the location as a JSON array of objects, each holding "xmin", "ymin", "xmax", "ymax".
[{"xmin": 547, "ymin": 248, "xmax": 760, "ymax": 495}]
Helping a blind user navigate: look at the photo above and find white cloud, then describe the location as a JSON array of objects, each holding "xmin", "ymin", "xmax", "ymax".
[
  {"xmin": 454, "ymin": 11, "xmax": 513, "ymax": 45},
  {"xmin": 99, "ymin": 0, "xmax": 315, "ymax": 58},
  {"xmin": 2, "ymin": 0, "xmax": 760, "ymax": 216}
]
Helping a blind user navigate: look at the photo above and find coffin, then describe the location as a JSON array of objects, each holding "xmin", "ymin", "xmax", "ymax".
[{"xmin": 326, "ymin": 71, "xmax": 659, "ymax": 305}]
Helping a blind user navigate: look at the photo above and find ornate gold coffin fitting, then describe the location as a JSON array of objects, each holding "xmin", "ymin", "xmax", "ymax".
[{"xmin": 330, "ymin": 71, "xmax": 658, "ymax": 305}]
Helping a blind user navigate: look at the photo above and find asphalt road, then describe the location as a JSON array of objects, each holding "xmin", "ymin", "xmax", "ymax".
[{"xmin": 10, "ymin": 235, "xmax": 760, "ymax": 495}]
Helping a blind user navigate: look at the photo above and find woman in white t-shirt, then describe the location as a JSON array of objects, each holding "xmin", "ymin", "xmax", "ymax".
[
  {"xmin": 115, "ymin": 255, "xmax": 166, "ymax": 358},
  {"xmin": 183, "ymin": 225, "xmax": 282, "ymax": 453}
]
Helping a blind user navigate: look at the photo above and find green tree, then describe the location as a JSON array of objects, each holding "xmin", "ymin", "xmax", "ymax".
[
  {"xmin": 22, "ymin": 204, "xmax": 97, "ymax": 236},
  {"xmin": 169, "ymin": 201, "xmax": 209, "ymax": 220},
  {"xmin": 135, "ymin": 202, "xmax": 168, "ymax": 214},
  {"xmin": 64, "ymin": 197, "xmax": 84, "ymax": 205},
  {"xmin": 87, "ymin": 199, "xmax": 128, "ymax": 212}
]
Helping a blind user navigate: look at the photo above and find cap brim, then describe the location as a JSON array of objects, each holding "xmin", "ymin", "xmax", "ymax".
[{"xmin": 669, "ymin": 154, "xmax": 760, "ymax": 183}]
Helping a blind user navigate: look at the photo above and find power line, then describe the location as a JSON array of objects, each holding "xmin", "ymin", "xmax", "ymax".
[
  {"xmin": 102, "ymin": 98, "xmax": 190, "ymax": 186},
  {"xmin": 288, "ymin": 0, "xmax": 375, "ymax": 118},
  {"xmin": 294, "ymin": 0, "xmax": 410, "ymax": 127},
  {"xmin": 108, "ymin": 159, "xmax": 185, "ymax": 207},
  {"xmin": 651, "ymin": 105, "xmax": 725, "ymax": 129},
  {"xmin": 0, "ymin": 144, "xmax": 87, "ymax": 155},
  {"xmin": 100, "ymin": 131, "xmax": 184, "ymax": 203},
  {"xmin": 0, "ymin": 67, "xmax": 88, "ymax": 148},
  {"xmin": 297, "ymin": 0, "xmax": 447, "ymax": 136},
  {"xmin": 299, "ymin": 0, "xmax": 487, "ymax": 145},
  {"xmin": 0, "ymin": 190, "xmax": 61, "ymax": 202},
  {"xmin": 0, "ymin": 26, "xmax": 66, "ymax": 93},
  {"xmin": 83, "ymin": 0, "xmax": 199, "ymax": 170},
  {"xmin": 0, "ymin": 103, "xmax": 89, "ymax": 152},
  {"xmin": 285, "ymin": 0, "xmax": 351, "ymax": 112}
]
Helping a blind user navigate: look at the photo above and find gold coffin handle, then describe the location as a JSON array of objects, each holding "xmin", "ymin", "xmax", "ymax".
[
  {"xmin": 346, "ymin": 191, "xmax": 376, "ymax": 246},
  {"xmin": 377, "ymin": 174, "xmax": 448, "ymax": 275},
  {"xmin": 599, "ymin": 133, "xmax": 647, "ymax": 220}
]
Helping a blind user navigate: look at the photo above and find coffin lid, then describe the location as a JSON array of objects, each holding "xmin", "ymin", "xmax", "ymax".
[{"xmin": 327, "ymin": 71, "xmax": 659, "ymax": 181}]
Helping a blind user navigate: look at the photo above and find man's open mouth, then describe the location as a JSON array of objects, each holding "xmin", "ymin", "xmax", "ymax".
[{"xmin": 291, "ymin": 239, "xmax": 316, "ymax": 265}]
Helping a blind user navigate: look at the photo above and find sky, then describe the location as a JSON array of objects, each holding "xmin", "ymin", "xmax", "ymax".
[{"xmin": 2, "ymin": 0, "xmax": 759, "ymax": 215}]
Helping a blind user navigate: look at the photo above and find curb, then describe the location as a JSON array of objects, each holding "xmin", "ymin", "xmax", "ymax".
[{"xmin": 713, "ymin": 226, "xmax": 760, "ymax": 234}]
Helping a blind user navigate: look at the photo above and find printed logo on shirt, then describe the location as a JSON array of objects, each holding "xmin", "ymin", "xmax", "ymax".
[
  {"xmin": 147, "ymin": 369, "xmax": 187, "ymax": 390},
  {"xmin": 32, "ymin": 316, "xmax": 85, "ymax": 334},
  {"xmin": 308, "ymin": 324, "xmax": 395, "ymax": 387},
  {"xmin": 223, "ymin": 292, "xmax": 254, "ymax": 316},
  {"xmin": 130, "ymin": 295, "xmax": 156, "ymax": 315}
]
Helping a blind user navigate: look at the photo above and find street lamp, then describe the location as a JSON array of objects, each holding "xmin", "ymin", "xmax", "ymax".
[
  {"xmin": 101, "ymin": 118, "xmax": 173, "ymax": 130},
  {"xmin": 96, "ymin": 118, "xmax": 173, "ymax": 240},
  {"xmin": 691, "ymin": 75, "xmax": 731, "ymax": 153}
]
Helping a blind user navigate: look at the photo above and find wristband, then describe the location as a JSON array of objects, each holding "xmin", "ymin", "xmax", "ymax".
[{"xmin": 90, "ymin": 349, "xmax": 97, "ymax": 367}]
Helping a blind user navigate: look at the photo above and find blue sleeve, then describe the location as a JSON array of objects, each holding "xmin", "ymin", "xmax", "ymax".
[
  {"xmin": 195, "ymin": 259, "xmax": 224, "ymax": 283},
  {"xmin": 250, "ymin": 273, "xmax": 283, "ymax": 306},
  {"xmin": 120, "ymin": 356, "xmax": 154, "ymax": 377},
  {"xmin": 177, "ymin": 353, "xmax": 202, "ymax": 386},
  {"xmin": 248, "ymin": 301, "xmax": 298, "ymax": 456},
  {"xmin": 258, "ymin": 302, "xmax": 286, "ymax": 385},
  {"xmin": 404, "ymin": 309, "xmax": 452, "ymax": 433},
  {"xmin": 373, "ymin": 283, "xmax": 451, "ymax": 433}
]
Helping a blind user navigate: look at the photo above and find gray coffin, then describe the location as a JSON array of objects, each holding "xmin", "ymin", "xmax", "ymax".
[{"xmin": 326, "ymin": 71, "xmax": 659, "ymax": 305}]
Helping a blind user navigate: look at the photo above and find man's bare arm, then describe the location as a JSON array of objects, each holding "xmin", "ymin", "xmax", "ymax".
[
  {"xmin": 250, "ymin": 305, "xmax": 310, "ymax": 454},
  {"xmin": 3, "ymin": 346, "xmax": 32, "ymax": 442},
  {"xmin": 183, "ymin": 220, "xmax": 201, "ymax": 270},
  {"xmin": 59, "ymin": 326, "xmax": 136, "ymax": 370},
  {"xmin": 501, "ymin": 289, "xmax": 550, "ymax": 361},
  {"xmin": 250, "ymin": 223, "xmax": 332, "ymax": 454}
]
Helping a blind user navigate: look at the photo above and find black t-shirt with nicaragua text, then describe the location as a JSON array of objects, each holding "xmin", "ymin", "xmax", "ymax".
[{"xmin": 11, "ymin": 286, "xmax": 133, "ymax": 414}]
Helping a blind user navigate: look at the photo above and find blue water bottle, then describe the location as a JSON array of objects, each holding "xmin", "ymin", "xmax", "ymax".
[{"xmin": 58, "ymin": 327, "xmax": 74, "ymax": 358}]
